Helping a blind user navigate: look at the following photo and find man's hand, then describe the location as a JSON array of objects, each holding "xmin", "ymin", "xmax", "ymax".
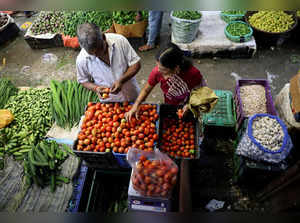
[
  {"xmin": 95, "ymin": 86, "xmax": 110, "ymax": 99},
  {"xmin": 110, "ymin": 80, "xmax": 123, "ymax": 94}
]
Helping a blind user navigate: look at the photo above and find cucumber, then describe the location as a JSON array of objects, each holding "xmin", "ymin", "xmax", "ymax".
[
  {"xmin": 29, "ymin": 149, "xmax": 48, "ymax": 167},
  {"xmin": 50, "ymin": 173, "xmax": 56, "ymax": 193},
  {"xmin": 56, "ymin": 176, "xmax": 70, "ymax": 184}
]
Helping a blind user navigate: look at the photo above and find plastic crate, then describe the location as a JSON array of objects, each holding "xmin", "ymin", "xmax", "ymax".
[
  {"xmin": 112, "ymin": 103, "xmax": 160, "ymax": 169},
  {"xmin": 128, "ymin": 170, "xmax": 172, "ymax": 213},
  {"xmin": 66, "ymin": 162, "xmax": 89, "ymax": 212},
  {"xmin": 203, "ymin": 90, "xmax": 236, "ymax": 128},
  {"xmin": 85, "ymin": 170, "xmax": 130, "ymax": 213},
  {"xmin": 234, "ymin": 79, "xmax": 277, "ymax": 130},
  {"xmin": 73, "ymin": 139, "xmax": 119, "ymax": 169},
  {"xmin": 158, "ymin": 104, "xmax": 201, "ymax": 160},
  {"xmin": 0, "ymin": 22, "xmax": 19, "ymax": 45}
]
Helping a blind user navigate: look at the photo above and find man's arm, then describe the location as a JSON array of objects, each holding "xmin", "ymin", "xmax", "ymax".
[{"xmin": 111, "ymin": 61, "xmax": 141, "ymax": 94}]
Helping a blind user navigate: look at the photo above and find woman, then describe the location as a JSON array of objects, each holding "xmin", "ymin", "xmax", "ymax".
[{"xmin": 125, "ymin": 43, "xmax": 207, "ymax": 121}]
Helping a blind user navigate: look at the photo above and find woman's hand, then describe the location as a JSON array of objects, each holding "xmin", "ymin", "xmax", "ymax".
[
  {"xmin": 125, "ymin": 104, "xmax": 140, "ymax": 122},
  {"xmin": 177, "ymin": 104, "xmax": 189, "ymax": 119}
]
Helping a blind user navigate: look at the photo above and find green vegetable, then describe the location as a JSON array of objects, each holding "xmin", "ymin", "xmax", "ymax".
[
  {"xmin": 112, "ymin": 11, "xmax": 148, "ymax": 25},
  {"xmin": 30, "ymin": 11, "xmax": 65, "ymax": 35},
  {"xmin": 0, "ymin": 78, "xmax": 18, "ymax": 108},
  {"xmin": 2, "ymin": 88, "xmax": 53, "ymax": 161},
  {"xmin": 173, "ymin": 11, "xmax": 202, "ymax": 20},
  {"xmin": 24, "ymin": 140, "xmax": 72, "ymax": 193},
  {"xmin": 63, "ymin": 11, "xmax": 114, "ymax": 37},
  {"xmin": 297, "ymin": 11, "xmax": 300, "ymax": 17},
  {"xmin": 50, "ymin": 80, "xmax": 98, "ymax": 129},
  {"xmin": 226, "ymin": 22, "xmax": 251, "ymax": 36},
  {"xmin": 249, "ymin": 11, "xmax": 295, "ymax": 33}
]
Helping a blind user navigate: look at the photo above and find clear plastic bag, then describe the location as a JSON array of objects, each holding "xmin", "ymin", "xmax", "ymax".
[
  {"xmin": 170, "ymin": 11, "xmax": 201, "ymax": 44},
  {"xmin": 127, "ymin": 148, "xmax": 178, "ymax": 198}
]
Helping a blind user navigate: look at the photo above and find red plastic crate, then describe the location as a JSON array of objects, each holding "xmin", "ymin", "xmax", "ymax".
[{"xmin": 234, "ymin": 79, "xmax": 277, "ymax": 130}]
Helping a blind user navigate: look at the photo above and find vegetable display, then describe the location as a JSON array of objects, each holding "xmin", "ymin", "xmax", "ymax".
[
  {"xmin": 249, "ymin": 11, "xmax": 295, "ymax": 33},
  {"xmin": 0, "ymin": 13, "xmax": 8, "ymax": 28},
  {"xmin": 30, "ymin": 11, "xmax": 65, "ymax": 35},
  {"xmin": 50, "ymin": 80, "xmax": 98, "ymax": 129},
  {"xmin": 76, "ymin": 102, "xmax": 158, "ymax": 153},
  {"xmin": 160, "ymin": 118, "xmax": 196, "ymax": 159},
  {"xmin": 172, "ymin": 11, "xmax": 202, "ymax": 20},
  {"xmin": 0, "ymin": 78, "xmax": 18, "ymax": 108},
  {"xmin": 131, "ymin": 153, "xmax": 178, "ymax": 198},
  {"xmin": 2, "ymin": 88, "xmax": 53, "ymax": 160},
  {"xmin": 23, "ymin": 140, "xmax": 73, "ymax": 192},
  {"xmin": 62, "ymin": 11, "xmax": 113, "ymax": 37},
  {"xmin": 226, "ymin": 22, "xmax": 252, "ymax": 36},
  {"xmin": 112, "ymin": 11, "xmax": 148, "ymax": 25}
]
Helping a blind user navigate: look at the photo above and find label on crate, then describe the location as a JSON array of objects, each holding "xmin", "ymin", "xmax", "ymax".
[{"xmin": 131, "ymin": 204, "xmax": 167, "ymax": 212}]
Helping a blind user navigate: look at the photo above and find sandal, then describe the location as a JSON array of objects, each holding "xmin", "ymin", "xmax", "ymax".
[{"xmin": 138, "ymin": 45, "xmax": 155, "ymax": 52}]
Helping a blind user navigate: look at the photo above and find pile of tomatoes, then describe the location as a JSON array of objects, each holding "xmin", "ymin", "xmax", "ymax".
[
  {"xmin": 131, "ymin": 155, "xmax": 178, "ymax": 198},
  {"xmin": 76, "ymin": 102, "xmax": 159, "ymax": 154},
  {"xmin": 160, "ymin": 118, "xmax": 196, "ymax": 159}
]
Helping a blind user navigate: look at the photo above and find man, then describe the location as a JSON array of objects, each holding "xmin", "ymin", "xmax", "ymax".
[
  {"xmin": 137, "ymin": 11, "xmax": 163, "ymax": 52},
  {"xmin": 76, "ymin": 23, "xmax": 141, "ymax": 102}
]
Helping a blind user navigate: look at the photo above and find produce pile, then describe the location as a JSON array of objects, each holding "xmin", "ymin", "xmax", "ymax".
[
  {"xmin": 249, "ymin": 11, "xmax": 295, "ymax": 33},
  {"xmin": 23, "ymin": 140, "xmax": 74, "ymax": 192},
  {"xmin": 0, "ymin": 13, "xmax": 8, "ymax": 28},
  {"xmin": 50, "ymin": 80, "xmax": 98, "ymax": 129},
  {"xmin": 2, "ymin": 88, "xmax": 53, "ymax": 161},
  {"xmin": 63, "ymin": 11, "xmax": 113, "ymax": 37},
  {"xmin": 30, "ymin": 11, "xmax": 65, "ymax": 35},
  {"xmin": 172, "ymin": 11, "xmax": 202, "ymax": 20},
  {"xmin": 240, "ymin": 85, "xmax": 267, "ymax": 117},
  {"xmin": 226, "ymin": 22, "xmax": 252, "ymax": 36},
  {"xmin": 0, "ymin": 78, "xmax": 18, "ymax": 108},
  {"xmin": 131, "ymin": 154, "xmax": 178, "ymax": 198},
  {"xmin": 112, "ymin": 11, "xmax": 148, "ymax": 25},
  {"xmin": 76, "ymin": 102, "xmax": 158, "ymax": 153},
  {"xmin": 160, "ymin": 118, "xmax": 196, "ymax": 159},
  {"xmin": 252, "ymin": 116, "xmax": 284, "ymax": 151},
  {"xmin": 297, "ymin": 11, "xmax": 300, "ymax": 17}
]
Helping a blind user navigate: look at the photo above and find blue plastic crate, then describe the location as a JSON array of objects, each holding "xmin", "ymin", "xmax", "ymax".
[
  {"xmin": 66, "ymin": 162, "xmax": 89, "ymax": 212},
  {"xmin": 112, "ymin": 103, "xmax": 160, "ymax": 168}
]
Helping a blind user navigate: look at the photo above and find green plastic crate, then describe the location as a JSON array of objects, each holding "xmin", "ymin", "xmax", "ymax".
[{"xmin": 203, "ymin": 90, "xmax": 236, "ymax": 127}]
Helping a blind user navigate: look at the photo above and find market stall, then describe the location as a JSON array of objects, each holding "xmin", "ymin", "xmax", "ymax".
[{"xmin": 1, "ymin": 72, "xmax": 298, "ymax": 213}]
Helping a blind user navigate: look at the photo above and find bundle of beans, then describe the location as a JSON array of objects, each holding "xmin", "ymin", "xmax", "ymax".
[{"xmin": 240, "ymin": 85, "xmax": 267, "ymax": 117}]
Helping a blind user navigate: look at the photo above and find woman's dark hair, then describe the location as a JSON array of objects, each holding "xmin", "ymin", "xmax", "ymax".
[{"xmin": 155, "ymin": 43, "xmax": 192, "ymax": 71}]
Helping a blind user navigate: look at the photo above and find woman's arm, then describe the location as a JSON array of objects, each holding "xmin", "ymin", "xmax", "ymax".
[{"xmin": 125, "ymin": 83, "xmax": 154, "ymax": 121}]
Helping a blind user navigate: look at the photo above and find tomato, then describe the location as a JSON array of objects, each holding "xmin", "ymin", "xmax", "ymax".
[
  {"xmin": 118, "ymin": 147, "xmax": 124, "ymax": 153},
  {"xmin": 83, "ymin": 139, "xmax": 90, "ymax": 145},
  {"xmin": 138, "ymin": 133, "xmax": 144, "ymax": 139}
]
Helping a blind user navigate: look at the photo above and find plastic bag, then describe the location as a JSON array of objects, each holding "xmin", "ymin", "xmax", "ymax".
[
  {"xmin": 236, "ymin": 114, "xmax": 293, "ymax": 164},
  {"xmin": 0, "ymin": 109, "xmax": 14, "ymax": 129},
  {"xmin": 61, "ymin": 34, "xmax": 80, "ymax": 49},
  {"xmin": 170, "ymin": 11, "xmax": 201, "ymax": 44},
  {"xmin": 127, "ymin": 148, "xmax": 178, "ymax": 198}
]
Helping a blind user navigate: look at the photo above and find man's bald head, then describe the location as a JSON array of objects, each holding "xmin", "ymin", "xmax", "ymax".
[{"xmin": 77, "ymin": 23, "xmax": 104, "ymax": 54}]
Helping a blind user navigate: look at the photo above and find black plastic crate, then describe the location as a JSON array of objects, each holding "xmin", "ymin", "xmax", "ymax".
[
  {"xmin": 158, "ymin": 104, "xmax": 201, "ymax": 160},
  {"xmin": 24, "ymin": 32, "xmax": 63, "ymax": 49},
  {"xmin": 85, "ymin": 170, "xmax": 130, "ymax": 213},
  {"xmin": 0, "ymin": 22, "xmax": 20, "ymax": 45},
  {"xmin": 73, "ymin": 139, "xmax": 119, "ymax": 169}
]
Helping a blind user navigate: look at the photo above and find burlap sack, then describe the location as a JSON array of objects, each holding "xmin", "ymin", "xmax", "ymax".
[
  {"xmin": 112, "ymin": 20, "xmax": 148, "ymax": 38},
  {"xmin": 275, "ymin": 83, "xmax": 300, "ymax": 131}
]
